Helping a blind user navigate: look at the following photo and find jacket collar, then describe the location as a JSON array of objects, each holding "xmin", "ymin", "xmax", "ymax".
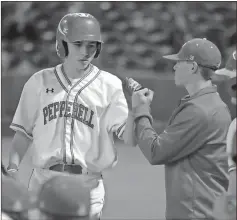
[{"xmin": 181, "ymin": 85, "xmax": 218, "ymax": 103}]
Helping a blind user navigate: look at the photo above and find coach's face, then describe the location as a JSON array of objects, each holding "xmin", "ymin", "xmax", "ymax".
[
  {"xmin": 173, "ymin": 61, "xmax": 194, "ymax": 86},
  {"xmin": 67, "ymin": 41, "xmax": 97, "ymax": 70}
]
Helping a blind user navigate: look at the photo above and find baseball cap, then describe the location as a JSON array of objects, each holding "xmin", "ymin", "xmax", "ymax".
[
  {"xmin": 2, "ymin": 176, "xmax": 34, "ymax": 213},
  {"xmin": 163, "ymin": 38, "xmax": 221, "ymax": 70},
  {"xmin": 215, "ymin": 50, "xmax": 236, "ymax": 78},
  {"xmin": 36, "ymin": 175, "xmax": 91, "ymax": 217}
]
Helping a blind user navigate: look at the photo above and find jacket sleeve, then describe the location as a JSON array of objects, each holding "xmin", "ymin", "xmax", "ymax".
[{"xmin": 134, "ymin": 104, "xmax": 208, "ymax": 165}]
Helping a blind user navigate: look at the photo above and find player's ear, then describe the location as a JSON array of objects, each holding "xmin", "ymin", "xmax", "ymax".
[
  {"xmin": 191, "ymin": 61, "xmax": 198, "ymax": 74},
  {"xmin": 62, "ymin": 41, "xmax": 69, "ymax": 57}
]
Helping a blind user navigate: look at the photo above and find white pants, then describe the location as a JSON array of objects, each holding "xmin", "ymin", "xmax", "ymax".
[{"xmin": 27, "ymin": 168, "xmax": 105, "ymax": 220}]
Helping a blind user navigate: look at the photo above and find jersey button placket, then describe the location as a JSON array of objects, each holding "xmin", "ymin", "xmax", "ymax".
[{"xmin": 64, "ymin": 89, "xmax": 74, "ymax": 164}]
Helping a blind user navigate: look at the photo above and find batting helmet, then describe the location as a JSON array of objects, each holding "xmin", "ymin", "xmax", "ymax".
[
  {"xmin": 56, "ymin": 13, "xmax": 103, "ymax": 59},
  {"xmin": 37, "ymin": 175, "xmax": 90, "ymax": 218}
]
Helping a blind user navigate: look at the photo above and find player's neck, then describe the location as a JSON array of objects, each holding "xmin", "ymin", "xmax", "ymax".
[
  {"xmin": 62, "ymin": 61, "xmax": 91, "ymax": 79},
  {"xmin": 185, "ymin": 80, "xmax": 212, "ymax": 96}
]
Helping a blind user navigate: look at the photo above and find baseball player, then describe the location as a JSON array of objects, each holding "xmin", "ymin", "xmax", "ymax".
[
  {"xmin": 125, "ymin": 38, "xmax": 232, "ymax": 219},
  {"xmin": 6, "ymin": 13, "xmax": 136, "ymax": 220},
  {"xmin": 30, "ymin": 175, "xmax": 91, "ymax": 220},
  {"xmin": 212, "ymin": 50, "xmax": 236, "ymax": 220}
]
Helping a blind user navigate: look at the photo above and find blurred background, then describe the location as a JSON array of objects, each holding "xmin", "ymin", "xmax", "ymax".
[
  {"xmin": 1, "ymin": 2, "xmax": 236, "ymax": 219},
  {"xmin": 2, "ymin": 2, "xmax": 236, "ymax": 75},
  {"xmin": 1, "ymin": 1, "xmax": 236, "ymax": 131}
]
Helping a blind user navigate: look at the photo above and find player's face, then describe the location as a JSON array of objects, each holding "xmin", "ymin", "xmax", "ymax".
[
  {"xmin": 67, "ymin": 41, "xmax": 97, "ymax": 70},
  {"xmin": 173, "ymin": 61, "xmax": 193, "ymax": 86}
]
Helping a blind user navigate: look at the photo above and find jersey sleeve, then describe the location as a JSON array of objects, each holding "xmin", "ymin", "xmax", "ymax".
[
  {"xmin": 10, "ymin": 75, "xmax": 40, "ymax": 140},
  {"xmin": 226, "ymin": 118, "xmax": 236, "ymax": 172},
  {"xmin": 106, "ymin": 87, "xmax": 128, "ymax": 139}
]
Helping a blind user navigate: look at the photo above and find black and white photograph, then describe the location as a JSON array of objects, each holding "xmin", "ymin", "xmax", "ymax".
[{"xmin": 1, "ymin": 1, "xmax": 236, "ymax": 220}]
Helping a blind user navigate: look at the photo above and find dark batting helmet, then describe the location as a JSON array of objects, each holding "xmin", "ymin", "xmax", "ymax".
[
  {"xmin": 56, "ymin": 13, "xmax": 103, "ymax": 59},
  {"xmin": 36, "ymin": 175, "xmax": 91, "ymax": 218}
]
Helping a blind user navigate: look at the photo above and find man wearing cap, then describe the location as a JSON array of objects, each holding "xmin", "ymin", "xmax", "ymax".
[
  {"xmin": 31, "ymin": 175, "xmax": 91, "ymax": 220},
  {"xmin": 212, "ymin": 50, "xmax": 236, "ymax": 220},
  {"xmin": 127, "ymin": 38, "xmax": 232, "ymax": 219}
]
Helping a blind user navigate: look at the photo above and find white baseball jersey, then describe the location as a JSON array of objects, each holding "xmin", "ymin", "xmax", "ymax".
[
  {"xmin": 10, "ymin": 64, "xmax": 128, "ymax": 172},
  {"xmin": 226, "ymin": 118, "xmax": 236, "ymax": 173}
]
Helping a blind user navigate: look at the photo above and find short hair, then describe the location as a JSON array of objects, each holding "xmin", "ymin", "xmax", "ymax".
[{"xmin": 199, "ymin": 66, "xmax": 215, "ymax": 81}]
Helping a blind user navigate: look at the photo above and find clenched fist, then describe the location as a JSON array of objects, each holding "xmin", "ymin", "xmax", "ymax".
[{"xmin": 132, "ymin": 88, "xmax": 154, "ymax": 109}]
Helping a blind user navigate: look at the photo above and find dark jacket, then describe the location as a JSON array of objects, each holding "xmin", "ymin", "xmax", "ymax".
[{"xmin": 135, "ymin": 86, "xmax": 231, "ymax": 219}]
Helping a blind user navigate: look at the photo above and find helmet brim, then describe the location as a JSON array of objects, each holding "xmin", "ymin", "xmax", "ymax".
[{"xmin": 68, "ymin": 35, "xmax": 103, "ymax": 44}]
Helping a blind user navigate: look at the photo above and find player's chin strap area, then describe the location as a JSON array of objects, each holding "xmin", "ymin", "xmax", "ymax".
[{"xmin": 48, "ymin": 164, "xmax": 102, "ymax": 177}]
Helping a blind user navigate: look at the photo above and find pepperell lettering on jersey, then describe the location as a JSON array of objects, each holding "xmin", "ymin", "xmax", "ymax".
[{"xmin": 43, "ymin": 101, "xmax": 94, "ymax": 129}]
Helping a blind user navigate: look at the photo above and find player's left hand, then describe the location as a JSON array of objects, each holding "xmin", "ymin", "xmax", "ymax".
[
  {"xmin": 132, "ymin": 88, "xmax": 154, "ymax": 109},
  {"xmin": 122, "ymin": 77, "xmax": 143, "ymax": 110}
]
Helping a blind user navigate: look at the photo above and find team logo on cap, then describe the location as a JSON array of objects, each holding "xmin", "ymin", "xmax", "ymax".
[
  {"xmin": 233, "ymin": 51, "xmax": 236, "ymax": 60},
  {"xmin": 73, "ymin": 13, "xmax": 92, "ymax": 18}
]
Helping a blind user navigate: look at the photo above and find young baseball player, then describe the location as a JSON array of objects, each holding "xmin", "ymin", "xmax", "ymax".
[
  {"xmin": 6, "ymin": 13, "xmax": 136, "ymax": 220},
  {"xmin": 212, "ymin": 50, "xmax": 236, "ymax": 220},
  {"xmin": 125, "ymin": 38, "xmax": 232, "ymax": 219}
]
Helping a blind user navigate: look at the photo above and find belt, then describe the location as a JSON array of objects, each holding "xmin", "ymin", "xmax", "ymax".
[{"xmin": 49, "ymin": 164, "xmax": 83, "ymax": 174}]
